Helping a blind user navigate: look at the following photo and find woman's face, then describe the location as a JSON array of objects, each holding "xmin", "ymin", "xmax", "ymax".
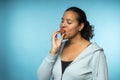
[{"xmin": 60, "ymin": 11, "xmax": 80, "ymax": 39}]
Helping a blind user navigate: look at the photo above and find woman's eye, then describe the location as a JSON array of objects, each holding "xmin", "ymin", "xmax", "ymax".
[{"xmin": 68, "ymin": 21, "xmax": 72, "ymax": 24}]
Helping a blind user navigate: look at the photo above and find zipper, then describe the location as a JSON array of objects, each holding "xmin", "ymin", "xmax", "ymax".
[{"xmin": 61, "ymin": 74, "xmax": 63, "ymax": 80}]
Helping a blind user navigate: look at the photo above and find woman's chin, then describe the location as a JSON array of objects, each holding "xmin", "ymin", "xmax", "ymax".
[{"xmin": 63, "ymin": 36, "xmax": 69, "ymax": 40}]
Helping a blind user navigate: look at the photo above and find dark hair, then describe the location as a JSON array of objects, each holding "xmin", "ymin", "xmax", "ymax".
[{"xmin": 65, "ymin": 7, "xmax": 94, "ymax": 41}]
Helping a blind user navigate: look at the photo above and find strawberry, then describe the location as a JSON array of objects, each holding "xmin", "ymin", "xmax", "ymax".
[{"xmin": 61, "ymin": 29, "xmax": 65, "ymax": 35}]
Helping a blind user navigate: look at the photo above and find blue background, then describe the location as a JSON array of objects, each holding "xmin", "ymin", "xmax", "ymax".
[{"xmin": 0, "ymin": 0, "xmax": 120, "ymax": 80}]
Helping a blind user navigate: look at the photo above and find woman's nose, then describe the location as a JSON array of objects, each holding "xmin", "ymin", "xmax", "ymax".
[{"xmin": 60, "ymin": 22, "xmax": 66, "ymax": 28}]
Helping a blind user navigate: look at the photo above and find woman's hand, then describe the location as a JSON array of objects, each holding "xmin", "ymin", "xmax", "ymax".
[{"xmin": 50, "ymin": 30, "xmax": 64, "ymax": 55}]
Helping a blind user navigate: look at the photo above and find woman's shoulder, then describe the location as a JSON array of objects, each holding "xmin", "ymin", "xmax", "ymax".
[
  {"xmin": 85, "ymin": 42, "xmax": 105, "ymax": 58},
  {"xmin": 89, "ymin": 42, "xmax": 104, "ymax": 52},
  {"xmin": 89, "ymin": 42, "xmax": 106, "ymax": 59}
]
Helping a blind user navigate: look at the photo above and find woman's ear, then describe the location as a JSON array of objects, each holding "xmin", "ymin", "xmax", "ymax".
[{"xmin": 78, "ymin": 23, "xmax": 84, "ymax": 31}]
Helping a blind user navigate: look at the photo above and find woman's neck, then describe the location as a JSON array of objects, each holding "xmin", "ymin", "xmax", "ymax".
[
  {"xmin": 69, "ymin": 38, "xmax": 83, "ymax": 44},
  {"xmin": 67, "ymin": 34, "xmax": 85, "ymax": 46}
]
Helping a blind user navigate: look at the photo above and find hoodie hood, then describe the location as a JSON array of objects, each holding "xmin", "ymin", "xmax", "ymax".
[{"xmin": 60, "ymin": 41, "xmax": 103, "ymax": 64}]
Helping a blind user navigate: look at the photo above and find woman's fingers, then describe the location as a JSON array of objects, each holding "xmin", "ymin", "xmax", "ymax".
[
  {"xmin": 52, "ymin": 30, "xmax": 59, "ymax": 37},
  {"xmin": 52, "ymin": 30, "xmax": 60, "ymax": 41},
  {"xmin": 52, "ymin": 30, "xmax": 64, "ymax": 45},
  {"xmin": 50, "ymin": 30, "xmax": 64, "ymax": 55},
  {"xmin": 59, "ymin": 34, "xmax": 64, "ymax": 42}
]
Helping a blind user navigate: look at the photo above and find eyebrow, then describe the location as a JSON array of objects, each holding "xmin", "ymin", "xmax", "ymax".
[
  {"xmin": 61, "ymin": 18, "xmax": 64, "ymax": 20},
  {"xmin": 61, "ymin": 18, "xmax": 73, "ymax": 21}
]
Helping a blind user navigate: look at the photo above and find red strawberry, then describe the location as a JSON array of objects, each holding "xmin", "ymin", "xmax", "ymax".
[{"xmin": 61, "ymin": 29, "xmax": 65, "ymax": 35}]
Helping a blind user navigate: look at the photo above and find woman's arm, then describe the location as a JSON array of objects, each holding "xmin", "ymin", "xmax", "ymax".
[
  {"xmin": 92, "ymin": 50, "xmax": 108, "ymax": 80},
  {"xmin": 37, "ymin": 30, "xmax": 64, "ymax": 80},
  {"xmin": 37, "ymin": 54, "xmax": 58, "ymax": 80}
]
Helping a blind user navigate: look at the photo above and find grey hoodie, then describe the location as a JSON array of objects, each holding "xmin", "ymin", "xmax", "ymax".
[{"xmin": 37, "ymin": 41, "xmax": 108, "ymax": 80}]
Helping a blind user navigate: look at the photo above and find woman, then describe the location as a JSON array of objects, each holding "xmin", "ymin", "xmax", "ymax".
[{"xmin": 37, "ymin": 7, "xmax": 108, "ymax": 80}]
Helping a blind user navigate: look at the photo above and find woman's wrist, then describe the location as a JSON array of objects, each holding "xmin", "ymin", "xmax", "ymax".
[{"xmin": 49, "ymin": 49, "xmax": 57, "ymax": 55}]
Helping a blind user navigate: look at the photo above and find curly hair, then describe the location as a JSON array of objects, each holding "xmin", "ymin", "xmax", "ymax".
[{"xmin": 65, "ymin": 7, "xmax": 94, "ymax": 41}]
